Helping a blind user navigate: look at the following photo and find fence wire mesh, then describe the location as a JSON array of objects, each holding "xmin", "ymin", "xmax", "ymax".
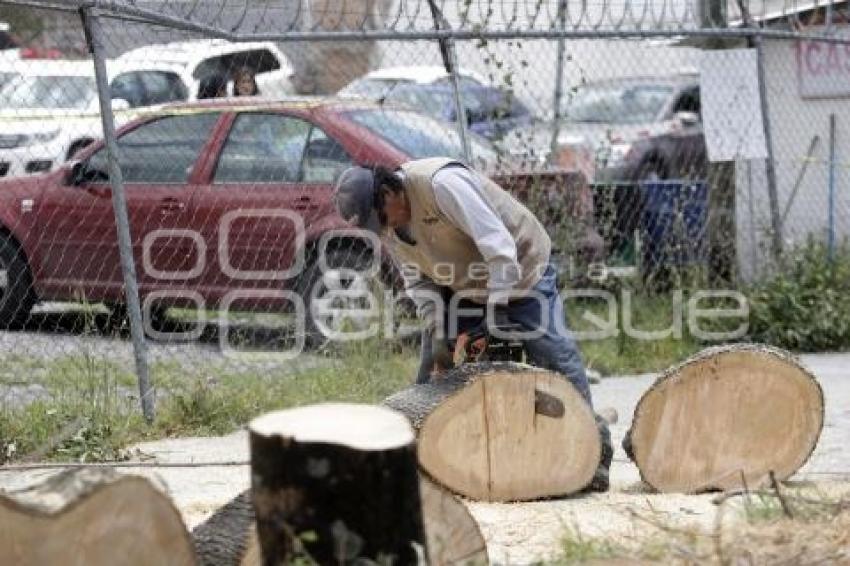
[{"xmin": 0, "ymin": 0, "xmax": 847, "ymax": 439}]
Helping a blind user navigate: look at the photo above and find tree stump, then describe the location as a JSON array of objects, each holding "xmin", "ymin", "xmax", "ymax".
[
  {"xmin": 384, "ymin": 362, "xmax": 601, "ymax": 502},
  {"xmin": 0, "ymin": 468, "xmax": 195, "ymax": 566},
  {"xmin": 249, "ymin": 403, "xmax": 426, "ymax": 565},
  {"xmin": 624, "ymin": 344, "xmax": 824, "ymax": 493},
  {"xmin": 192, "ymin": 477, "xmax": 487, "ymax": 566}
]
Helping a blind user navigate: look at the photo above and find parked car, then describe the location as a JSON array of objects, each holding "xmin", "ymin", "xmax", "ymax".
[
  {"xmin": 0, "ymin": 39, "xmax": 296, "ymax": 180},
  {"xmin": 383, "ymin": 83, "xmax": 533, "ymax": 141},
  {"xmin": 113, "ymin": 39, "xmax": 296, "ymax": 103},
  {"xmin": 502, "ymin": 74, "xmax": 705, "ymax": 266},
  {"xmin": 0, "ymin": 60, "xmax": 113, "ymax": 179},
  {"xmin": 502, "ymin": 73, "xmax": 705, "ymax": 183},
  {"xmin": 0, "ymin": 99, "xmax": 599, "ymax": 343},
  {"xmin": 337, "ymin": 65, "xmax": 489, "ymax": 100}
]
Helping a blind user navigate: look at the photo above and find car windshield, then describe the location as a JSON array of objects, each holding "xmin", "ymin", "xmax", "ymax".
[
  {"xmin": 0, "ymin": 74, "xmax": 96, "ymax": 109},
  {"xmin": 345, "ymin": 108, "xmax": 500, "ymax": 166},
  {"xmin": 339, "ymin": 78, "xmax": 406, "ymax": 99},
  {"xmin": 565, "ymin": 83, "xmax": 673, "ymax": 124},
  {"xmin": 384, "ymin": 88, "xmax": 451, "ymax": 120}
]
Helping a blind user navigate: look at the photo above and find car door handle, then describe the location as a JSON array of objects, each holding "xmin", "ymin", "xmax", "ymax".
[{"xmin": 159, "ymin": 198, "xmax": 186, "ymax": 213}]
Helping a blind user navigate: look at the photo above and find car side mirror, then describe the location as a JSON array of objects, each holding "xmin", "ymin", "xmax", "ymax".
[
  {"xmin": 675, "ymin": 111, "xmax": 700, "ymax": 128},
  {"xmin": 67, "ymin": 161, "xmax": 109, "ymax": 186}
]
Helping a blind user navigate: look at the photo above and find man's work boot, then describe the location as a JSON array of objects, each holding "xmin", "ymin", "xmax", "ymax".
[{"xmin": 584, "ymin": 414, "xmax": 613, "ymax": 493}]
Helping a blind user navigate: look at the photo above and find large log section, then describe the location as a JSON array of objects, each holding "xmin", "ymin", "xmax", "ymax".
[
  {"xmin": 249, "ymin": 403, "xmax": 427, "ymax": 565},
  {"xmin": 384, "ymin": 362, "xmax": 602, "ymax": 502},
  {"xmin": 624, "ymin": 344, "xmax": 824, "ymax": 493},
  {"xmin": 0, "ymin": 468, "xmax": 195, "ymax": 566},
  {"xmin": 192, "ymin": 477, "xmax": 488, "ymax": 566}
]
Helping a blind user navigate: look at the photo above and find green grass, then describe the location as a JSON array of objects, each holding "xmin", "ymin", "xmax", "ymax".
[
  {"xmin": 0, "ymin": 290, "xmax": 717, "ymax": 462},
  {"xmin": 549, "ymin": 527, "xmax": 624, "ymax": 564},
  {"xmin": 0, "ymin": 340, "xmax": 417, "ymax": 462},
  {"xmin": 570, "ymin": 293, "xmax": 703, "ymax": 376},
  {"xmin": 742, "ymin": 493, "xmax": 790, "ymax": 524}
]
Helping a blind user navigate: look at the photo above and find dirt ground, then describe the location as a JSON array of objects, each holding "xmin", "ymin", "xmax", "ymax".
[{"xmin": 1, "ymin": 352, "xmax": 849, "ymax": 564}]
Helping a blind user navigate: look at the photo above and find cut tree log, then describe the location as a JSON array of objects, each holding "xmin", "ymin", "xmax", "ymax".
[
  {"xmin": 0, "ymin": 467, "xmax": 195, "ymax": 566},
  {"xmin": 249, "ymin": 403, "xmax": 426, "ymax": 564},
  {"xmin": 384, "ymin": 362, "xmax": 601, "ymax": 502},
  {"xmin": 192, "ymin": 491, "xmax": 259, "ymax": 566},
  {"xmin": 624, "ymin": 344, "xmax": 824, "ymax": 493},
  {"xmin": 419, "ymin": 475, "xmax": 488, "ymax": 565},
  {"xmin": 192, "ymin": 476, "xmax": 487, "ymax": 566}
]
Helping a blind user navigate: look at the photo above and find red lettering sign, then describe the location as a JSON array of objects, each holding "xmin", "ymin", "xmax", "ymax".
[{"xmin": 797, "ymin": 26, "xmax": 850, "ymax": 98}]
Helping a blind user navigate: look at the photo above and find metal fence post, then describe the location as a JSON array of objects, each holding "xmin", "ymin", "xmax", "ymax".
[
  {"xmin": 549, "ymin": 0, "xmax": 567, "ymax": 159},
  {"xmin": 735, "ymin": 0, "xmax": 784, "ymax": 262},
  {"xmin": 754, "ymin": 33, "xmax": 784, "ymax": 262},
  {"xmin": 80, "ymin": 7, "xmax": 155, "ymax": 424},
  {"xmin": 427, "ymin": 0, "xmax": 472, "ymax": 163},
  {"xmin": 828, "ymin": 113, "xmax": 836, "ymax": 261}
]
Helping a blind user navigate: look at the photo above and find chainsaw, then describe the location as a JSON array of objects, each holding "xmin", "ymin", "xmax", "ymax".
[{"xmin": 447, "ymin": 322, "xmax": 526, "ymax": 366}]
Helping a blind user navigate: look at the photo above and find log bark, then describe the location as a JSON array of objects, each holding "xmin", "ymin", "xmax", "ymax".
[
  {"xmin": 624, "ymin": 344, "xmax": 824, "ymax": 493},
  {"xmin": 249, "ymin": 403, "xmax": 426, "ymax": 565},
  {"xmin": 192, "ymin": 477, "xmax": 487, "ymax": 566},
  {"xmin": 192, "ymin": 491, "xmax": 259, "ymax": 566},
  {"xmin": 0, "ymin": 468, "xmax": 195, "ymax": 566},
  {"xmin": 384, "ymin": 362, "xmax": 601, "ymax": 502}
]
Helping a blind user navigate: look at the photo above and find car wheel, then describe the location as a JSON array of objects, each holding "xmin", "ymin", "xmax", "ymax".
[
  {"xmin": 0, "ymin": 234, "xmax": 35, "ymax": 329},
  {"xmin": 298, "ymin": 247, "xmax": 389, "ymax": 350}
]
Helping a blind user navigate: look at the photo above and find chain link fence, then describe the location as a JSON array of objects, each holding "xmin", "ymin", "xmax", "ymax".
[{"xmin": 0, "ymin": 0, "xmax": 847, "ymax": 426}]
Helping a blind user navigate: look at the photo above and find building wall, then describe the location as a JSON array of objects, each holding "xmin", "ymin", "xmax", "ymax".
[{"xmin": 736, "ymin": 35, "xmax": 850, "ymax": 280}]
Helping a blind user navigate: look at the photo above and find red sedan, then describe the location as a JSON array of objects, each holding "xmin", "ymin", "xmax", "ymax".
[{"xmin": 0, "ymin": 98, "xmax": 599, "ymax": 343}]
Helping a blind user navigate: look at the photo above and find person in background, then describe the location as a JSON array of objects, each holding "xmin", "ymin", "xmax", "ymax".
[
  {"xmin": 197, "ymin": 74, "xmax": 228, "ymax": 99},
  {"xmin": 233, "ymin": 67, "xmax": 260, "ymax": 97}
]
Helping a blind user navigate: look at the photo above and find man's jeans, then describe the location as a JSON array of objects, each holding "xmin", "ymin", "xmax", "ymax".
[{"xmin": 441, "ymin": 264, "xmax": 593, "ymax": 406}]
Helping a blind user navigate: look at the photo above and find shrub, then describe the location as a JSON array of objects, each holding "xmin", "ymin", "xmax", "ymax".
[{"xmin": 746, "ymin": 238, "xmax": 850, "ymax": 351}]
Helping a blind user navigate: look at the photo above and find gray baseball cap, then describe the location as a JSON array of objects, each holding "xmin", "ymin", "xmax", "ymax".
[{"xmin": 333, "ymin": 166, "xmax": 382, "ymax": 233}]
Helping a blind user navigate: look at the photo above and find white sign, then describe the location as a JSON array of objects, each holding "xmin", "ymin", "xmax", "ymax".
[
  {"xmin": 699, "ymin": 48, "xmax": 768, "ymax": 162},
  {"xmin": 797, "ymin": 26, "xmax": 850, "ymax": 99}
]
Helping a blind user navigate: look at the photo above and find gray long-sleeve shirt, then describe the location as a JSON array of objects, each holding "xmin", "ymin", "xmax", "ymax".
[{"xmin": 399, "ymin": 165, "xmax": 522, "ymax": 325}]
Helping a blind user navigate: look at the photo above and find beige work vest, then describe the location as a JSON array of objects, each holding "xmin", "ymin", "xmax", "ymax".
[{"xmin": 387, "ymin": 158, "xmax": 551, "ymax": 298}]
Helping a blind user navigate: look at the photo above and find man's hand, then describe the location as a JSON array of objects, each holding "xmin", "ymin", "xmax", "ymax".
[{"xmin": 417, "ymin": 325, "xmax": 453, "ymax": 384}]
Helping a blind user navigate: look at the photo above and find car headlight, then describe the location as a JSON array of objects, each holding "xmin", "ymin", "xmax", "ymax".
[{"xmin": 22, "ymin": 130, "xmax": 61, "ymax": 147}]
